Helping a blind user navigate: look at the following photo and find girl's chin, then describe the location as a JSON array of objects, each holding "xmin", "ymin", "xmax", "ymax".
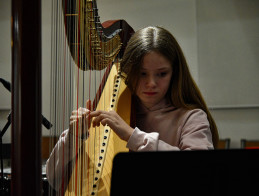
[{"xmin": 140, "ymin": 100, "xmax": 159, "ymax": 109}]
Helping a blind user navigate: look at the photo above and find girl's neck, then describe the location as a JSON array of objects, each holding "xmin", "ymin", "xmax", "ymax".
[{"xmin": 136, "ymin": 97, "xmax": 171, "ymax": 112}]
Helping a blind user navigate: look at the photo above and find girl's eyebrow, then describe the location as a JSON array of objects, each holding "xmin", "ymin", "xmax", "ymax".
[
  {"xmin": 157, "ymin": 67, "xmax": 171, "ymax": 71},
  {"xmin": 141, "ymin": 67, "xmax": 171, "ymax": 71}
]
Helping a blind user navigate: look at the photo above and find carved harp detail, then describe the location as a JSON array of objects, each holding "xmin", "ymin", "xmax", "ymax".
[{"xmin": 63, "ymin": 0, "xmax": 123, "ymax": 70}]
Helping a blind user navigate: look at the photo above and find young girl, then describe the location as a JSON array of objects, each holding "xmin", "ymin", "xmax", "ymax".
[
  {"xmin": 46, "ymin": 26, "xmax": 219, "ymax": 190},
  {"xmin": 90, "ymin": 26, "xmax": 218, "ymax": 150}
]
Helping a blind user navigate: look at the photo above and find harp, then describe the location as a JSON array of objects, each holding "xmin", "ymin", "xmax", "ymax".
[
  {"xmin": 11, "ymin": 0, "xmax": 134, "ymax": 195},
  {"xmin": 48, "ymin": 0, "xmax": 134, "ymax": 195}
]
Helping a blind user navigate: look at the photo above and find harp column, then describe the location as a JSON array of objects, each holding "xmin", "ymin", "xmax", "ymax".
[{"xmin": 11, "ymin": 0, "xmax": 42, "ymax": 195}]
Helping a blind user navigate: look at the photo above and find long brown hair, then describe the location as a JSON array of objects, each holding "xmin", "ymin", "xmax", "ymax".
[{"xmin": 120, "ymin": 26, "xmax": 219, "ymax": 148}]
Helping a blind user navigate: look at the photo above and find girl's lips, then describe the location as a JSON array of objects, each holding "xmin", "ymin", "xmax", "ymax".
[{"xmin": 143, "ymin": 92, "xmax": 157, "ymax": 95}]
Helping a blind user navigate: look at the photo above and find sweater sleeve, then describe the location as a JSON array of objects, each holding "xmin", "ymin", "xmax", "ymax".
[
  {"xmin": 179, "ymin": 109, "xmax": 214, "ymax": 150},
  {"xmin": 45, "ymin": 129, "xmax": 78, "ymax": 190},
  {"xmin": 126, "ymin": 127, "xmax": 180, "ymax": 151},
  {"xmin": 126, "ymin": 109, "xmax": 214, "ymax": 151}
]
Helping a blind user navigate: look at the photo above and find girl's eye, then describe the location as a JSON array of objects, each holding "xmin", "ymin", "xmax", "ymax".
[
  {"xmin": 140, "ymin": 72, "xmax": 147, "ymax": 76},
  {"xmin": 158, "ymin": 72, "xmax": 167, "ymax": 77}
]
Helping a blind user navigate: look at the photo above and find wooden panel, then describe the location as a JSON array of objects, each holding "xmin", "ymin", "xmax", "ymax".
[
  {"xmin": 241, "ymin": 139, "xmax": 259, "ymax": 149},
  {"xmin": 42, "ymin": 136, "xmax": 58, "ymax": 160},
  {"xmin": 217, "ymin": 138, "xmax": 230, "ymax": 149}
]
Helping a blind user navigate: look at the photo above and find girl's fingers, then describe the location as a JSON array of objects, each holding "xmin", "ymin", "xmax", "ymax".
[
  {"xmin": 90, "ymin": 110, "xmax": 109, "ymax": 118},
  {"xmin": 91, "ymin": 111, "xmax": 105, "ymax": 122},
  {"xmin": 100, "ymin": 118, "xmax": 111, "ymax": 127},
  {"xmin": 89, "ymin": 110, "xmax": 101, "ymax": 117},
  {"xmin": 71, "ymin": 108, "xmax": 90, "ymax": 118},
  {"xmin": 91, "ymin": 111, "xmax": 111, "ymax": 127},
  {"xmin": 71, "ymin": 109, "xmax": 113, "ymax": 128},
  {"xmin": 70, "ymin": 115, "xmax": 77, "ymax": 122},
  {"xmin": 68, "ymin": 104, "xmax": 93, "ymax": 140}
]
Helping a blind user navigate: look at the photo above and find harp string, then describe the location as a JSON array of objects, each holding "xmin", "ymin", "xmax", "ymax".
[{"xmin": 49, "ymin": 0, "xmax": 125, "ymax": 195}]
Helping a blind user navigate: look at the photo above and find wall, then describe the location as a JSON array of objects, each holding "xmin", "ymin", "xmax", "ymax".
[
  {"xmin": 0, "ymin": 0, "xmax": 258, "ymax": 148},
  {"xmin": 197, "ymin": 0, "xmax": 259, "ymax": 148},
  {"xmin": 0, "ymin": 1, "xmax": 12, "ymax": 144}
]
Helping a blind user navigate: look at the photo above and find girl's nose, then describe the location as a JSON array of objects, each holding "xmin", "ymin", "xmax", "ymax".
[{"xmin": 146, "ymin": 75, "xmax": 156, "ymax": 87}]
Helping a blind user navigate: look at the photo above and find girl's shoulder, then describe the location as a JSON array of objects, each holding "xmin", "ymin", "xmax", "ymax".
[{"xmin": 177, "ymin": 107, "xmax": 209, "ymax": 125}]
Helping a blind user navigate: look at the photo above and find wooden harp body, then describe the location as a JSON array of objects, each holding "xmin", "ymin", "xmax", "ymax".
[{"xmin": 65, "ymin": 64, "xmax": 131, "ymax": 195}]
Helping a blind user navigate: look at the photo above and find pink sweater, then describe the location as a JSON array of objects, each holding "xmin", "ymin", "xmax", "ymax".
[
  {"xmin": 46, "ymin": 98, "xmax": 213, "ymax": 190},
  {"xmin": 127, "ymin": 98, "xmax": 213, "ymax": 151}
]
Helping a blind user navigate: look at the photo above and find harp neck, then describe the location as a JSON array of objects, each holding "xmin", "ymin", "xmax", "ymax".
[{"xmin": 63, "ymin": 0, "xmax": 125, "ymax": 70}]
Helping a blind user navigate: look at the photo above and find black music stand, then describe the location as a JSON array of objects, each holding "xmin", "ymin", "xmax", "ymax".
[
  {"xmin": 110, "ymin": 150, "xmax": 259, "ymax": 196},
  {"xmin": 0, "ymin": 113, "xmax": 11, "ymax": 195},
  {"xmin": 0, "ymin": 78, "xmax": 54, "ymax": 195}
]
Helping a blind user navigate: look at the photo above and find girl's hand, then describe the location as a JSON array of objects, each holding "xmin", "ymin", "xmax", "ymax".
[
  {"xmin": 69, "ymin": 100, "xmax": 92, "ymax": 139},
  {"xmin": 90, "ymin": 110, "xmax": 134, "ymax": 142}
]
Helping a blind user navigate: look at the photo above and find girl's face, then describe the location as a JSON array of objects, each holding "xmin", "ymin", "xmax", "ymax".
[{"xmin": 136, "ymin": 51, "xmax": 173, "ymax": 109}]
